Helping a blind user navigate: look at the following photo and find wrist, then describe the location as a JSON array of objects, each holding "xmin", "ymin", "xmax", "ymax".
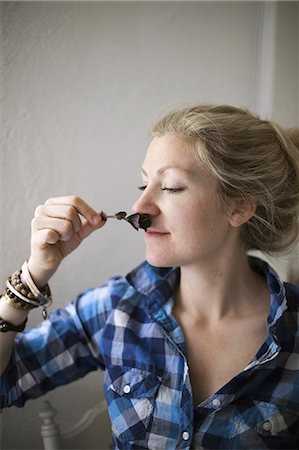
[
  {"xmin": 26, "ymin": 258, "xmax": 56, "ymax": 288},
  {"xmin": 2, "ymin": 262, "xmax": 53, "ymax": 321},
  {"xmin": 0, "ymin": 296, "xmax": 29, "ymax": 326}
]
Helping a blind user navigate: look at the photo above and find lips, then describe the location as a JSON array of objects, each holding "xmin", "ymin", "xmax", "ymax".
[{"xmin": 145, "ymin": 228, "xmax": 170, "ymax": 236}]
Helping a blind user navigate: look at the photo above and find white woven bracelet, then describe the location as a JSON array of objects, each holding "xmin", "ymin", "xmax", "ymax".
[{"xmin": 21, "ymin": 261, "xmax": 53, "ymax": 308}]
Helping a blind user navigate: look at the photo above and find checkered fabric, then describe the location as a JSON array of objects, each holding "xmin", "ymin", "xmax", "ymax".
[{"xmin": 1, "ymin": 257, "xmax": 298, "ymax": 449}]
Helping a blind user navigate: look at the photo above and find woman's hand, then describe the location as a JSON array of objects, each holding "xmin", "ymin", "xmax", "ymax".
[{"xmin": 27, "ymin": 196, "xmax": 106, "ymax": 287}]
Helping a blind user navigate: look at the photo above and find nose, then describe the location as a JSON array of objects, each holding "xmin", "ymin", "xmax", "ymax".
[{"xmin": 132, "ymin": 187, "xmax": 160, "ymax": 216}]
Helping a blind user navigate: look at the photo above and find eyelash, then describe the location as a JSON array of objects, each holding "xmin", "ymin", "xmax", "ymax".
[{"xmin": 138, "ymin": 186, "xmax": 184, "ymax": 194}]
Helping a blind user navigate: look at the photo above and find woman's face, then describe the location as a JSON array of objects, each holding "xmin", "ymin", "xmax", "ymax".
[{"xmin": 132, "ymin": 134, "xmax": 239, "ymax": 268}]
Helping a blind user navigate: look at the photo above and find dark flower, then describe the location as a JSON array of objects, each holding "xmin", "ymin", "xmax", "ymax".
[
  {"xmin": 115, "ymin": 211, "xmax": 127, "ymax": 220},
  {"xmin": 108, "ymin": 211, "xmax": 151, "ymax": 231},
  {"xmin": 126, "ymin": 213, "xmax": 151, "ymax": 231}
]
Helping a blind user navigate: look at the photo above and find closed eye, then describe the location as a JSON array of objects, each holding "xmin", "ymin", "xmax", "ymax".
[
  {"xmin": 161, "ymin": 187, "xmax": 184, "ymax": 193},
  {"xmin": 138, "ymin": 186, "xmax": 185, "ymax": 193}
]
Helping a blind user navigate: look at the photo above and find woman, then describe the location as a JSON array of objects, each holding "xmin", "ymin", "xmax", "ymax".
[{"xmin": 1, "ymin": 105, "xmax": 299, "ymax": 449}]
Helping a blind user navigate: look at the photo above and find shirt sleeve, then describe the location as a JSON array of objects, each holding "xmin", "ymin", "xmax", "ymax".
[{"xmin": 0, "ymin": 275, "xmax": 124, "ymax": 409}]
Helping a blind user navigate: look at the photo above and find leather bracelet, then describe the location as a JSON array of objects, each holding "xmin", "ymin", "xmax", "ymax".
[{"xmin": 0, "ymin": 316, "xmax": 28, "ymax": 333}]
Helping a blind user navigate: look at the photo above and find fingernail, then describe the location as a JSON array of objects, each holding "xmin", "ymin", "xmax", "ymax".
[{"xmin": 100, "ymin": 211, "xmax": 107, "ymax": 221}]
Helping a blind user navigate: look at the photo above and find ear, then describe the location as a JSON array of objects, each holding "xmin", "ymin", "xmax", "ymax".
[{"xmin": 228, "ymin": 197, "xmax": 256, "ymax": 228}]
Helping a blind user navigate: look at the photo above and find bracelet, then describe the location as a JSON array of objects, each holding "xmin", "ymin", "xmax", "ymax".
[
  {"xmin": 2, "ymin": 262, "xmax": 53, "ymax": 319},
  {"xmin": 21, "ymin": 262, "xmax": 52, "ymax": 308},
  {"xmin": 0, "ymin": 316, "xmax": 28, "ymax": 333},
  {"xmin": 4, "ymin": 292, "xmax": 36, "ymax": 312},
  {"xmin": 6, "ymin": 279, "xmax": 40, "ymax": 308},
  {"xmin": 4, "ymin": 275, "xmax": 39, "ymax": 312}
]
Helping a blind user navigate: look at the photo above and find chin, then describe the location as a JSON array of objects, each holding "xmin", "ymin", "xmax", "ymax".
[{"xmin": 145, "ymin": 252, "xmax": 177, "ymax": 268}]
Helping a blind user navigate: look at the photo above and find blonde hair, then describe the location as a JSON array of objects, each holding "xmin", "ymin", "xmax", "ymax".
[{"xmin": 151, "ymin": 105, "xmax": 299, "ymax": 254}]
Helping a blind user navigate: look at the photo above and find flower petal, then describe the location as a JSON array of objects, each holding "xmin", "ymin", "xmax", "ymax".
[
  {"xmin": 126, "ymin": 213, "xmax": 141, "ymax": 230},
  {"xmin": 115, "ymin": 211, "xmax": 127, "ymax": 220}
]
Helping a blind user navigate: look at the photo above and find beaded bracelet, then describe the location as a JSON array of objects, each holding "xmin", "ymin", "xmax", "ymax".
[
  {"xmin": 4, "ymin": 291, "xmax": 37, "ymax": 312},
  {"xmin": 2, "ymin": 262, "xmax": 52, "ymax": 319},
  {"xmin": 6, "ymin": 277, "xmax": 40, "ymax": 308}
]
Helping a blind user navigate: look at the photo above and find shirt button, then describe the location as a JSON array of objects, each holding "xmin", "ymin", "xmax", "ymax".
[
  {"xmin": 123, "ymin": 384, "xmax": 131, "ymax": 394},
  {"xmin": 262, "ymin": 420, "xmax": 272, "ymax": 431},
  {"xmin": 212, "ymin": 398, "xmax": 221, "ymax": 408},
  {"xmin": 182, "ymin": 431, "xmax": 189, "ymax": 441}
]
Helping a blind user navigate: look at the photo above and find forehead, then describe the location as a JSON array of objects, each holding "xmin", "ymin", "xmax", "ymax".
[{"xmin": 143, "ymin": 134, "xmax": 201, "ymax": 173}]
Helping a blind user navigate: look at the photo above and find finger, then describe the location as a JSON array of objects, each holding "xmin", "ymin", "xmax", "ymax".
[
  {"xmin": 78, "ymin": 213, "xmax": 106, "ymax": 241},
  {"xmin": 35, "ymin": 204, "xmax": 83, "ymax": 233},
  {"xmin": 45, "ymin": 196, "xmax": 102, "ymax": 225},
  {"xmin": 33, "ymin": 228, "xmax": 61, "ymax": 249},
  {"xmin": 33, "ymin": 217, "xmax": 75, "ymax": 242}
]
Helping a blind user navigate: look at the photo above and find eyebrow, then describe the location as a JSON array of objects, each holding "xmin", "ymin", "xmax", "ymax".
[{"xmin": 141, "ymin": 165, "xmax": 201, "ymax": 177}]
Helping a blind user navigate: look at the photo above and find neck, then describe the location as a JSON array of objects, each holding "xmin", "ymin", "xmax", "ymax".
[{"xmin": 175, "ymin": 251, "xmax": 268, "ymax": 323}]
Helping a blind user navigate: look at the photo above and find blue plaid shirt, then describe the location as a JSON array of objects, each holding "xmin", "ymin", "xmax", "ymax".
[{"xmin": 1, "ymin": 257, "xmax": 299, "ymax": 449}]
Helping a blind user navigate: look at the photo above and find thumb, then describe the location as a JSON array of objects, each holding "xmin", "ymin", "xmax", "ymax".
[{"xmin": 78, "ymin": 211, "xmax": 106, "ymax": 241}]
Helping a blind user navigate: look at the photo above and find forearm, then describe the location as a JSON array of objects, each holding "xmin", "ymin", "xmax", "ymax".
[
  {"xmin": 0, "ymin": 262, "xmax": 53, "ymax": 375},
  {"xmin": 1, "ymin": 196, "xmax": 105, "ymax": 383},
  {"xmin": 0, "ymin": 298, "xmax": 28, "ymax": 375},
  {"xmin": 1, "ymin": 288, "xmax": 105, "ymax": 409}
]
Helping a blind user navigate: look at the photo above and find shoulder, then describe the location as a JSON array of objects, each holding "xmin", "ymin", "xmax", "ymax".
[
  {"xmin": 72, "ymin": 260, "xmax": 174, "ymax": 313},
  {"xmin": 65, "ymin": 261, "xmax": 178, "ymax": 331},
  {"xmin": 71, "ymin": 274, "xmax": 134, "ymax": 325}
]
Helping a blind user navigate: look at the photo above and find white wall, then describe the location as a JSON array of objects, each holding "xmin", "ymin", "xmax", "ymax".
[
  {"xmin": 1, "ymin": 2, "xmax": 298, "ymax": 449},
  {"xmin": 267, "ymin": 1, "xmax": 299, "ymax": 281},
  {"xmin": 273, "ymin": 1, "xmax": 298, "ymax": 127}
]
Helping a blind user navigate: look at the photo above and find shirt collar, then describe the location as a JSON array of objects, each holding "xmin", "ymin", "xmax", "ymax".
[
  {"xmin": 248, "ymin": 256, "xmax": 288, "ymax": 333},
  {"xmin": 126, "ymin": 261, "xmax": 179, "ymax": 315},
  {"xmin": 126, "ymin": 256, "xmax": 288, "ymax": 335}
]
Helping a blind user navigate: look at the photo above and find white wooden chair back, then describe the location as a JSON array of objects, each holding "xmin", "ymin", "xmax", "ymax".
[{"xmin": 39, "ymin": 399, "xmax": 108, "ymax": 450}]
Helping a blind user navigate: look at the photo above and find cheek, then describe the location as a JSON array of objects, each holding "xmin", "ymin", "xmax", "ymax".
[
  {"xmin": 178, "ymin": 198, "xmax": 228, "ymax": 238},
  {"xmin": 180, "ymin": 199, "xmax": 209, "ymax": 226}
]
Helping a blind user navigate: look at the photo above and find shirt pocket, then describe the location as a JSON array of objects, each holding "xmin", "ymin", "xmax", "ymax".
[
  {"xmin": 104, "ymin": 365, "xmax": 161, "ymax": 442},
  {"xmin": 232, "ymin": 401, "xmax": 299, "ymax": 449},
  {"xmin": 255, "ymin": 401, "xmax": 298, "ymax": 436}
]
